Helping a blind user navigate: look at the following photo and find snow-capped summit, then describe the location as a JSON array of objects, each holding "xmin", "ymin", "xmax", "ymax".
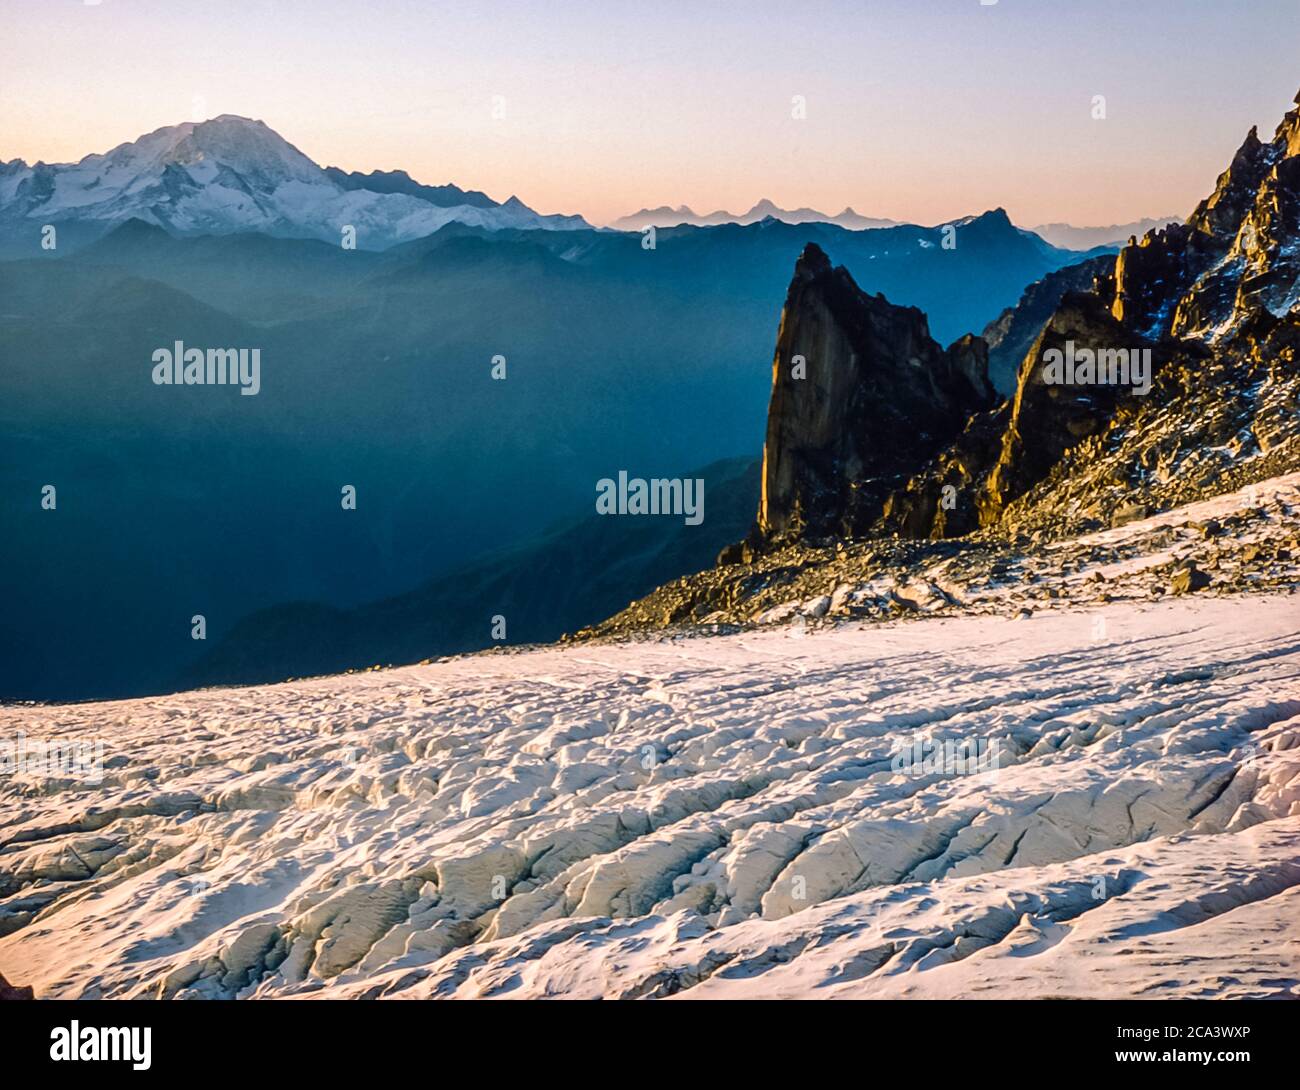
[
  {"xmin": 94, "ymin": 115, "xmax": 323, "ymax": 189},
  {"xmin": 0, "ymin": 115, "xmax": 589, "ymax": 251}
]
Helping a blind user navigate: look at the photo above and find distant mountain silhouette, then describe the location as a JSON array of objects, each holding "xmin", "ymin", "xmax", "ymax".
[
  {"xmin": 1027, "ymin": 217, "xmax": 1181, "ymax": 249},
  {"xmin": 611, "ymin": 200, "xmax": 898, "ymax": 231}
]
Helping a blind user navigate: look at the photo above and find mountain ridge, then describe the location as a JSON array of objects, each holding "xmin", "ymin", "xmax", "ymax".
[
  {"xmin": 611, "ymin": 200, "xmax": 899, "ymax": 231},
  {"xmin": 1027, "ymin": 217, "xmax": 1181, "ymax": 250},
  {"xmin": 0, "ymin": 134, "xmax": 1144, "ymax": 701},
  {"xmin": 613, "ymin": 202, "xmax": 1174, "ymax": 247}
]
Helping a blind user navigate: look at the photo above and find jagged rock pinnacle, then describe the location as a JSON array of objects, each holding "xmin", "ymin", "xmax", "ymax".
[
  {"xmin": 755, "ymin": 247, "xmax": 995, "ymax": 542},
  {"xmin": 794, "ymin": 241, "xmax": 832, "ymax": 280}
]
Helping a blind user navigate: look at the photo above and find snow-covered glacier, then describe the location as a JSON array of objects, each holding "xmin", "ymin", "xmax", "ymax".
[{"xmin": 1, "ymin": 483, "xmax": 1298, "ymax": 1000}]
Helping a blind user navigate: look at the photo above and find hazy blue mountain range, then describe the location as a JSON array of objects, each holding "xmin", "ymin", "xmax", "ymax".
[
  {"xmin": 1, "ymin": 122, "xmax": 1107, "ymax": 700},
  {"xmin": 181, "ymin": 457, "xmax": 759, "ymax": 689},
  {"xmin": 612, "ymin": 202, "xmax": 1175, "ymax": 249}
]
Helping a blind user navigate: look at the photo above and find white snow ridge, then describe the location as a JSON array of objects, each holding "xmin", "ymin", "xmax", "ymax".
[
  {"xmin": 2, "ymin": 485, "xmax": 1299, "ymax": 1000},
  {"xmin": 0, "ymin": 115, "xmax": 589, "ymax": 249}
]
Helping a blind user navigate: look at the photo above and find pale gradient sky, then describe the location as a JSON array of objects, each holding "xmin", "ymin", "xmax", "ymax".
[{"xmin": 3, "ymin": 0, "xmax": 1299, "ymax": 227}]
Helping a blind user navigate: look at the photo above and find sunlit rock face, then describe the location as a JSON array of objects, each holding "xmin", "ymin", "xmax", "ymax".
[
  {"xmin": 874, "ymin": 87, "xmax": 1300, "ymax": 542},
  {"xmin": 1109, "ymin": 89, "xmax": 1300, "ymax": 342}
]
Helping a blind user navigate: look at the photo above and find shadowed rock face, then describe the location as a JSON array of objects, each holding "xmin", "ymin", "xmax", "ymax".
[
  {"xmin": 979, "ymin": 292, "xmax": 1153, "ymax": 522},
  {"xmin": 0, "ymin": 970, "xmax": 34, "ymax": 1000},
  {"xmin": 756, "ymin": 243, "xmax": 995, "ymax": 542},
  {"xmin": 876, "ymin": 403, "xmax": 1011, "ymax": 539},
  {"xmin": 982, "ymin": 253, "xmax": 1116, "ymax": 395},
  {"xmin": 877, "ymin": 292, "xmax": 1157, "ymax": 539}
]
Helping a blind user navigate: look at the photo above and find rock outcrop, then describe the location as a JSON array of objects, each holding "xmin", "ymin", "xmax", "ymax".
[
  {"xmin": 1108, "ymin": 91, "xmax": 1300, "ymax": 341},
  {"xmin": 981, "ymin": 253, "xmax": 1116, "ymax": 394},
  {"xmin": 756, "ymin": 243, "xmax": 995, "ymax": 543},
  {"xmin": 0, "ymin": 970, "xmax": 32, "ymax": 1000},
  {"xmin": 978, "ymin": 292, "xmax": 1155, "ymax": 521},
  {"xmin": 876, "ymin": 403, "xmax": 1010, "ymax": 539},
  {"xmin": 716, "ymin": 88, "xmax": 1300, "ymax": 563},
  {"xmin": 887, "ymin": 87, "xmax": 1300, "ymax": 540}
]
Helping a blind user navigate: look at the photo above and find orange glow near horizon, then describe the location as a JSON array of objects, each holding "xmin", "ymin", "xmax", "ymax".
[{"xmin": 2, "ymin": 0, "xmax": 1298, "ymax": 228}]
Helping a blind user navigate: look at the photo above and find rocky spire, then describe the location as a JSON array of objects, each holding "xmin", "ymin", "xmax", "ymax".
[{"xmin": 755, "ymin": 243, "xmax": 996, "ymax": 543}]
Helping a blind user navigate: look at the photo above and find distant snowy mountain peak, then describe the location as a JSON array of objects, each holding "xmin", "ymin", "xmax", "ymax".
[
  {"xmin": 153, "ymin": 115, "xmax": 321, "ymax": 186},
  {"xmin": 0, "ymin": 116, "xmax": 589, "ymax": 251}
]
